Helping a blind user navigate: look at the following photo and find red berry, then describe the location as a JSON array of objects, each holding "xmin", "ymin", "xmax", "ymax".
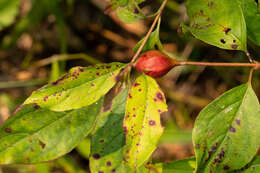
[{"xmin": 133, "ymin": 50, "xmax": 179, "ymax": 78}]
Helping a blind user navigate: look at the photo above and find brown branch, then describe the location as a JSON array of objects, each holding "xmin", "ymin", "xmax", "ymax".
[{"xmin": 131, "ymin": 0, "xmax": 168, "ymax": 63}]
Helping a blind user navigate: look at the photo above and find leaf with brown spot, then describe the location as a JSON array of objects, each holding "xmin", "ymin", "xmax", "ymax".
[
  {"xmin": 235, "ymin": 156, "xmax": 260, "ymax": 172},
  {"xmin": 186, "ymin": 0, "xmax": 247, "ymax": 51},
  {"xmin": 193, "ymin": 84, "xmax": 260, "ymax": 173},
  {"xmin": 0, "ymin": 98, "xmax": 103, "ymax": 164},
  {"xmin": 24, "ymin": 63, "xmax": 125, "ymax": 111},
  {"xmin": 90, "ymin": 86, "xmax": 132, "ymax": 173},
  {"xmin": 123, "ymin": 74, "xmax": 167, "ymax": 168}
]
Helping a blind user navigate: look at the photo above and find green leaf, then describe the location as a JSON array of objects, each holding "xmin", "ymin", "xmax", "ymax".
[
  {"xmin": 239, "ymin": 0, "xmax": 260, "ymax": 46},
  {"xmin": 192, "ymin": 84, "xmax": 260, "ymax": 173},
  {"xmin": 56, "ymin": 156, "xmax": 87, "ymax": 173},
  {"xmin": 90, "ymin": 85, "xmax": 164, "ymax": 173},
  {"xmin": 123, "ymin": 74, "xmax": 168, "ymax": 168},
  {"xmin": 163, "ymin": 158, "xmax": 196, "ymax": 173},
  {"xmin": 76, "ymin": 137, "xmax": 91, "ymax": 159},
  {"xmin": 110, "ymin": 0, "xmax": 145, "ymax": 10},
  {"xmin": 90, "ymin": 86, "xmax": 132, "ymax": 173},
  {"xmin": 116, "ymin": 7, "xmax": 144, "ymax": 23},
  {"xmin": 186, "ymin": 0, "xmax": 247, "ymax": 51},
  {"xmin": 24, "ymin": 63, "xmax": 125, "ymax": 111},
  {"xmin": 0, "ymin": 0, "xmax": 20, "ymax": 31},
  {"xmin": 236, "ymin": 156, "xmax": 260, "ymax": 173},
  {"xmin": 133, "ymin": 18, "xmax": 163, "ymax": 53},
  {"xmin": 0, "ymin": 98, "xmax": 103, "ymax": 164},
  {"xmin": 110, "ymin": 0, "xmax": 128, "ymax": 9}
]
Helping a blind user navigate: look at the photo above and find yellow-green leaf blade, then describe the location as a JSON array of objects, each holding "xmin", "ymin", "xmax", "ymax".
[
  {"xmin": 24, "ymin": 63, "xmax": 125, "ymax": 111},
  {"xmin": 0, "ymin": 98, "xmax": 103, "ymax": 164},
  {"xmin": 90, "ymin": 86, "xmax": 130, "ymax": 173},
  {"xmin": 123, "ymin": 74, "xmax": 167, "ymax": 168}
]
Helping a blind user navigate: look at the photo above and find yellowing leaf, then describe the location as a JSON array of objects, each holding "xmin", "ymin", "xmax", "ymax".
[
  {"xmin": 24, "ymin": 63, "xmax": 125, "ymax": 111},
  {"xmin": 123, "ymin": 74, "xmax": 167, "ymax": 168}
]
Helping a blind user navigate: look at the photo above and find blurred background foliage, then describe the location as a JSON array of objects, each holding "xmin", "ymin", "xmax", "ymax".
[{"xmin": 0, "ymin": 0, "xmax": 259, "ymax": 172}]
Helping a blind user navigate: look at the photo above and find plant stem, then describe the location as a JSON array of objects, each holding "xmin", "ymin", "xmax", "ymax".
[
  {"xmin": 131, "ymin": 0, "xmax": 168, "ymax": 63},
  {"xmin": 248, "ymin": 68, "xmax": 255, "ymax": 84},
  {"xmin": 245, "ymin": 50, "xmax": 256, "ymax": 63},
  {"xmin": 180, "ymin": 61, "xmax": 260, "ymax": 68}
]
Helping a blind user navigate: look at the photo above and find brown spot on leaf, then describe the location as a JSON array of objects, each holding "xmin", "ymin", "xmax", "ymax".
[
  {"xmin": 96, "ymin": 72, "xmax": 100, "ymax": 76},
  {"xmin": 231, "ymin": 44, "xmax": 238, "ymax": 50},
  {"xmin": 38, "ymin": 139, "xmax": 46, "ymax": 149},
  {"xmin": 208, "ymin": 1, "xmax": 214, "ymax": 7},
  {"xmin": 43, "ymin": 96, "xmax": 48, "ymax": 102},
  {"xmin": 98, "ymin": 171, "xmax": 104, "ymax": 173},
  {"xmin": 223, "ymin": 27, "xmax": 231, "ymax": 34},
  {"xmin": 93, "ymin": 153, "xmax": 100, "ymax": 160},
  {"xmin": 133, "ymin": 82, "xmax": 140, "ymax": 87},
  {"xmin": 195, "ymin": 144, "xmax": 200, "ymax": 149},
  {"xmin": 51, "ymin": 74, "xmax": 68, "ymax": 85},
  {"xmin": 100, "ymin": 139, "xmax": 104, "ymax": 143},
  {"xmin": 112, "ymin": 169, "xmax": 116, "ymax": 172},
  {"xmin": 223, "ymin": 165, "xmax": 230, "ymax": 170},
  {"xmin": 106, "ymin": 161, "xmax": 112, "ymax": 166},
  {"xmin": 128, "ymin": 94, "xmax": 132, "ymax": 99},
  {"xmin": 156, "ymin": 92, "xmax": 164, "ymax": 101},
  {"xmin": 4, "ymin": 128, "xmax": 12, "ymax": 133},
  {"xmin": 206, "ymin": 142, "xmax": 218, "ymax": 161},
  {"xmin": 220, "ymin": 39, "xmax": 226, "ymax": 44},
  {"xmin": 236, "ymin": 119, "xmax": 241, "ymax": 125},
  {"xmin": 149, "ymin": 120, "xmax": 156, "ymax": 126},
  {"xmin": 229, "ymin": 126, "xmax": 236, "ymax": 132},
  {"xmin": 34, "ymin": 104, "xmax": 41, "ymax": 109},
  {"xmin": 78, "ymin": 67, "xmax": 84, "ymax": 72}
]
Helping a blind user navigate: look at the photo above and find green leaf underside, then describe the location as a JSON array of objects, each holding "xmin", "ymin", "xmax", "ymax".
[
  {"xmin": 186, "ymin": 0, "xmax": 247, "ymax": 51},
  {"xmin": 0, "ymin": 0, "xmax": 20, "ymax": 31},
  {"xmin": 192, "ymin": 84, "xmax": 260, "ymax": 173},
  {"xmin": 90, "ymin": 86, "xmax": 164, "ymax": 173},
  {"xmin": 76, "ymin": 137, "xmax": 91, "ymax": 159},
  {"xmin": 123, "ymin": 74, "xmax": 168, "ymax": 168},
  {"xmin": 239, "ymin": 0, "xmax": 260, "ymax": 46},
  {"xmin": 163, "ymin": 158, "xmax": 196, "ymax": 173},
  {"xmin": 90, "ymin": 86, "xmax": 130, "ymax": 173},
  {"xmin": 24, "ymin": 63, "xmax": 125, "ymax": 111},
  {"xmin": 0, "ymin": 99, "xmax": 103, "ymax": 164}
]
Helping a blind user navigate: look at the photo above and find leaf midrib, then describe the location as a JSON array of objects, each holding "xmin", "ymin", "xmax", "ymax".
[
  {"xmin": 28, "ymin": 67, "xmax": 123, "ymax": 103},
  {"xmin": 0, "ymin": 109, "xmax": 86, "ymax": 155}
]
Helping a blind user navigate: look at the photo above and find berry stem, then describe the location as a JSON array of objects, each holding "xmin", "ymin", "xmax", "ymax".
[{"xmin": 180, "ymin": 61, "xmax": 260, "ymax": 68}]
